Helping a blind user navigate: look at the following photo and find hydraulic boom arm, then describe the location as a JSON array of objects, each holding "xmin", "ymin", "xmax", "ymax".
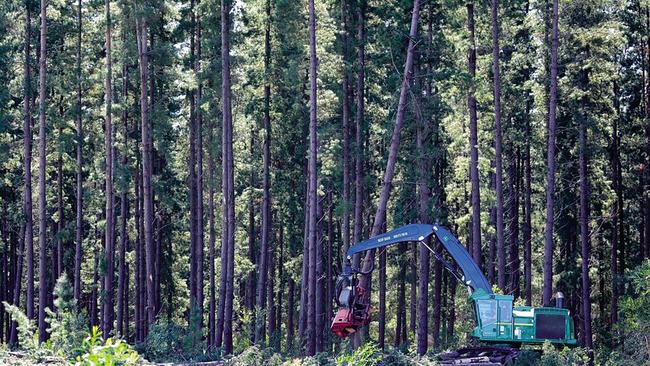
[
  {"xmin": 344, "ymin": 224, "xmax": 492, "ymax": 295},
  {"xmin": 331, "ymin": 223, "xmax": 492, "ymax": 338}
]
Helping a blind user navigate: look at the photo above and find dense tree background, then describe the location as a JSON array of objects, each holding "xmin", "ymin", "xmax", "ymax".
[{"xmin": 0, "ymin": 0, "xmax": 649, "ymax": 364}]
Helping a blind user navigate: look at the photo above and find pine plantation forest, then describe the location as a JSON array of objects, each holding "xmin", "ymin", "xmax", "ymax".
[{"xmin": 0, "ymin": 0, "xmax": 649, "ymax": 365}]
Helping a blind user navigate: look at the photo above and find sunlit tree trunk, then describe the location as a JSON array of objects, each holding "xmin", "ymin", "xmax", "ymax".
[
  {"xmin": 23, "ymin": 0, "xmax": 35, "ymax": 323},
  {"xmin": 306, "ymin": 0, "xmax": 318, "ymax": 355},
  {"xmin": 135, "ymin": 8, "xmax": 155, "ymax": 330},
  {"xmin": 467, "ymin": 0, "xmax": 482, "ymax": 268},
  {"xmin": 491, "ymin": 0, "xmax": 504, "ymax": 288},
  {"xmin": 543, "ymin": 0, "xmax": 559, "ymax": 306},
  {"xmin": 256, "ymin": 0, "xmax": 273, "ymax": 344},
  {"xmin": 103, "ymin": 0, "xmax": 115, "ymax": 339},
  {"xmin": 37, "ymin": 0, "xmax": 48, "ymax": 343}
]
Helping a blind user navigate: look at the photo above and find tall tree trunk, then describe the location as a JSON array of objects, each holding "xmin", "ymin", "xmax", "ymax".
[
  {"xmin": 23, "ymin": 0, "xmax": 35, "ymax": 321},
  {"xmin": 247, "ymin": 135, "xmax": 256, "ymax": 342},
  {"xmin": 578, "ymin": 76, "xmax": 593, "ymax": 359},
  {"xmin": 103, "ymin": 0, "xmax": 115, "ymax": 339},
  {"xmin": 188, "ymin": 0, "xmax": 199, "ymax": 317},
  {"xmin": 207, "ymin": 109, "xmax": 217, "ymax": 349},
  {"xmin": 55, "ymin": 142, "xmax": 63, "ymax": 282},
  {"xmin": 134, "ymin": 156, "xmax": 142, "ymax": 341},
  {"xmin": 74, "ymin": 0, "xmax": 83, "ymax": 302},
  {"xmin": 135, "ymin": 9, "xmax": 155, "ymax": 330},
  {"xmin": 490, "ymin": 0, "xmax": 504, "ymax": 288},
  {"xmin": 306, "ymin": 0, "xmax": 318, "ymax": 355},
  {"xmin": 219, "ymin": 0, "xmax": 236, "ymax": 353},
  {"xmin": 341, "ymin": 0, "xmax": 351, "ymax": 264},
  {"xmin": 37, "ymin": 0, "xmax": 48, "ymax": 343},
  {"xmin": 416, "ymin": 80, "xmax": 431, "ymax": 355},
  {"xmin": 195, "ymin": 3, "xmax": 205, "ymax": 327},
  {"xmin": 467, "ymin": 0, "xmax": 482, "ymax": 268},
  {"xmin": 611, "ymin": 81, "xmax": 622, "ymax": 326},
  {"xmin": 326, "ymin": 194, "xmax": 334, "ymax": 351},
  {"xmin": 353, "ymin": 0, "xmax": 365, "ymax": 255},
  {"xmin": 523, "ymin": 98, "xmax": 532, "ymax": 306},
  {"xmin": 116, "ymin": 48, "xmax": 129, "ymax": 337},
  {"xmin": 315, "ymin": 190, "xmax": 324, "ymax": 352},
  {"xmin": 543, "ymin": 0, "xmax": 559, "ymax": 306},
  {"xmin": 508, "ymin": 153, "xmax": 520, "ymax": 297},
  {"xmin": 255, "ymin": 0, "xmax": 273, "ymax": 344}
]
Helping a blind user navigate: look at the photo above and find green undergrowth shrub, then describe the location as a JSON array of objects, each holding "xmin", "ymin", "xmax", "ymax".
[
  {"xmin": 47, "ymin": 274, "xmax": 87, "ymax": 359},
  {"xmin": 2, "ymin": 275, "xmax": 141, "ymax": 366},
  {"xmin": 137, "ymin": 308, "xmax": 219, "ymax": 363},
  {"xmin": 74, "ymin": 326, "xmax": 140, "ymax": 366},
  {"xmin": 537, "ymin": 341, "xmax": 589, "ymax": 366},
  {"xmin": 335, "ymin": 342, "xmax": 382, "ymax": 366},
  {"xmin": 594, "ymin": 260, "xmax": 650, "ymax": 366}
]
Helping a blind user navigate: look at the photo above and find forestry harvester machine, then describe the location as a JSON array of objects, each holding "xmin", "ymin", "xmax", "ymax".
[{"xmin": 331, "ymin": 224, "xmax": 577, "ymax": 365}]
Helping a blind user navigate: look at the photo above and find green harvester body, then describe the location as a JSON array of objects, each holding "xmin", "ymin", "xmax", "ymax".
[{"xmin": 471, "ymin": 290, "xmax": 577, "ymax": 346}]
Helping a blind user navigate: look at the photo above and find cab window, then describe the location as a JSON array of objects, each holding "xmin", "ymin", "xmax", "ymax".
[
  {"xmin": 499, "ymin": 300, "xmax": 512, "ymax": 322},
  {"xmin": 477, "ymin": 300, "xmax": 497, "ymax": 326}
]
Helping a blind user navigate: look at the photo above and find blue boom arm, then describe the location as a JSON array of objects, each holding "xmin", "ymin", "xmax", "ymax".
[{"xmin": 344, "ymin": 224, "xmax": 492, "ymax": 295}]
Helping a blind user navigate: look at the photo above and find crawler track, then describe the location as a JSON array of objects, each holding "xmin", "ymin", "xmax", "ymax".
[{"xmin": 438, "ymin": 346, "xmax": 518, "ymax": 365}]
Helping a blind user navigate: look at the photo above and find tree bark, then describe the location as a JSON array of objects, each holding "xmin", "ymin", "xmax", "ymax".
[
  {"xmin": 55, "ymin": 141, "xmax": 63, "ymax": 283},
  {"xmin": 467, "ymin": 0, "xmax": 482, "ymax": 268},
  {"xmin": 341, "ymin": 0, "xmax": 351, "ymax": 265},
  {"xmin": 543, "ymin": 0, "xmax": 559, "ymax": 306},
  {"xmin": 219, "ymin": 0, "xmax": 236, "ymax": 353},
  {"xmin": 578, "ymin": 75, "xmax": 593, "ymax": 358},
  {"xmin": 103, "ymin": 0, "xmax": 115, "ymax": 339},
  {"xmin": 37, "ymin": 0, "xmax": 48, "ymax": 343},
  {"xmin": 523, "ymin": 98, "xmax": 532, "ymax": 306},
  {"xmin": 416, "ymin": 84, "xmax": 430, "ymax": 355},
  {"xmin": 207, "ymin": 105, "xmax": 217, "ymax": 349},
  {"xmin": 247, "ymin": 137, "xmax": 256, "ymax": 341},
  {"xmin": 23, "ymin": 0, "xmax": 35, "ymax": 322},
  {"xmin": 134, "ymin": 156, "xmax": 142, "ymax": 341},
  {"xmin": 135, "ymin": 8, "xmax": 155, "ymax": 330},
  {"xmin": 508, "ymin": 152, "xmax": 520, "ymax": 297},
  {"xmin": 73, "ymin": 0, "xmax": 83, "ymax": 303},
  {"xmin": 188, "ymin": 0, "xmax": 199, "ymax": 318},
  {"xmin": 490, "ymin": 0, "xmax": 504, "ymax": 289},
  {"xmin": 116, "ymin": 45, "xmax": 129, "ymax": 337},
  {"xmin": 306, "ymin": 0, "xmax": 318, "ymax": 355},
  {"xmin": 195, "ymin": 3, "xmax": 205, "ymax": 327},
  {"xmin": 255, "ymin": 0, "xmax": 273, "ymax": 344},
  {"xmin": 353, "ymin": 0, "xmax": 365, "ymax": 262}
]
